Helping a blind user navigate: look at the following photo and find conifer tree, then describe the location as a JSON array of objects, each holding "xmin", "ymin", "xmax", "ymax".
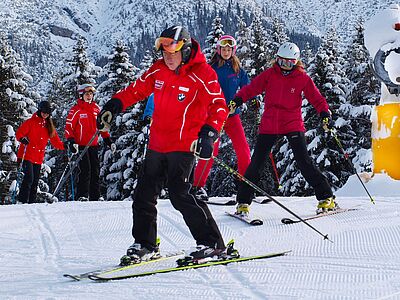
[
  {"xmin": 97, "ymin": 40, "xmax": 140, "ymax": 200},
  {"xmin": 0, "ymin": 34, "xmax": 38, "ymax": 204},
  {"xmin": 341, "ymin": 18, "xmax": 380, "ymax": 173},
  {"xmin": 203, "ymin": 16, "xmax": 225, "ymax": 62}
]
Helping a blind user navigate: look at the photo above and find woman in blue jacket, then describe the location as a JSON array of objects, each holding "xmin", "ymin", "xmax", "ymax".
[{"xmin": 191, "ymin": 35, "xmax": 251, "ymax": 200}]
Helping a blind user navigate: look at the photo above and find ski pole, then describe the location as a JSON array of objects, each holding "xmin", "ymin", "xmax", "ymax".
[
  {"xmin": 51, "ymin": 130, "xmax": 100, "ymax": 201},
  {"xmin": 11, "ymin": 145, "xmax": 28, "ymax": 204},
  {"xmin": 213, "ymin": 156, "xmax": 331, "ymax": 241},
  {"xmin": 327, "ymin": 128, "xmax": 375, "ymax": 204},
  {"xmin": 269, "ymin": 152, "xmax": 282, "ymax": 190}
]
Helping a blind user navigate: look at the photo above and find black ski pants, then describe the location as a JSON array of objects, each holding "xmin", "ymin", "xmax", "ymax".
[
  {"xmin": 237, "ymin": 132, "xmax": 333, "ymax": 204},
  {"xmin": 18, "ymin": 160, "xmax": 41, "ymax": 204},
  {"xmin": 76, "ymin": 145, "xmax": 100, "ymax": 201},
  {"xmin": 132, "ymin": 150, "xmax": 225, "ymax": 251}
]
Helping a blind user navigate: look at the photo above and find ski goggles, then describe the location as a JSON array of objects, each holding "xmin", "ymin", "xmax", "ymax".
[
  {"xmin": 155, "ymin": 37, "xmax": 185, "ymax": 53},
  {"xmin": 83, "ymin": 86, "xmax": 96, "ymax": 94},
  {"xmin": 276, "ymin": 56, "xmax": 297, "ymax": 69},
  {"xmin": 218, "ymin": 38, "xmax": 237, "ymax": 48}
]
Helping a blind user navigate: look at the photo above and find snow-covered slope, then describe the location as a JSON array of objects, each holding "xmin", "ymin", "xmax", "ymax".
[{"xmin": 1, "ymin": 174, "xmax": 400, "ymax": 299}]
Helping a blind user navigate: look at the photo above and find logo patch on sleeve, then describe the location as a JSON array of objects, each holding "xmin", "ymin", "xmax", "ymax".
[{"xmin": 155, "ymin": 80, "xmax": 164, "ymax": 90}]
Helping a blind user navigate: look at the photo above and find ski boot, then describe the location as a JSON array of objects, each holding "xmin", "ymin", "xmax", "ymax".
[
  {"xmin": 191, "ymin": 187, "xmax": 209, "ymax": 201},
  {"xmin": 235, "ymin": 203, "xmax": 250, "ymax": 217},
  {"xmin": 316, "ymin": 196, "xmax": 338, "ymax": 214},
  {"xmin": 120, "ymin": 238, "xmax": 161, "ymax": 266}
]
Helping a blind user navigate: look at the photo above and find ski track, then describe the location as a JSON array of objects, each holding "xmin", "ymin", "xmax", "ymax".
[{"xmin": 1, "ymin": 196, "xmax": 400, "ymax": 299}]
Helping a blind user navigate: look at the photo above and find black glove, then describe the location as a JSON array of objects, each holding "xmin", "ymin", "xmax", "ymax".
[
  {"xmin": 66, "ymin": 138, "xmax": 79, "ymax": 155},
  {"xmin": 104, "ymin": 137, "xmax": 116, "ymax": 153},
  {"xmin": 320, "ymin": 111, "xmax": 334, "ymax": 131},
  {"xmin": 20, "ymin": 137, "xmax": 29, "ymax": 145},
  {"xmin": 97, "ymin": 98, "xmax": 123, "ymax": 131},
  {"xmin": 228, "ymin": 96, "xmax": 243, "ymax": 114},
  {"xmin": 143, "ymin": 115, "xmax": 152, "ymax": 125},
  {"xmin": 190, "ymin": 124, "xmax": 218, "ymax": 160}
]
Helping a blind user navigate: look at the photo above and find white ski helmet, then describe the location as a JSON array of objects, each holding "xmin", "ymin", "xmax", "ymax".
[
  {"xmin": 77, "ymin": 83, "xmax": 96, "ymax": 97},
  {"xmin": 277, "ymin": 42, "xmax": 300, "ymax": 60}
]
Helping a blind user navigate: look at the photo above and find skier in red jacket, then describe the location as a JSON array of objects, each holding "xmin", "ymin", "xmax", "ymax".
[
  {"xmin": 97, "ymin": 26, "xmax": 231, "ymax": 261},
  {"xmin": 15, "ymin": 101, "xmax": 64, "ymax": 203},
  {"xmin": 65, "ymin": 83, "xmax": 115, "ymax": 201},
  {"xmin": 229, "ymin": 42, "xmax": 336, "ymax": 216}
]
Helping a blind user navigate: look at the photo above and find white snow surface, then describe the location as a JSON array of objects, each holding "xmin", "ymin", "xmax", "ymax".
[{"xmin": 1, "ymin": 175, "xmax": 400, "ymax": 299}]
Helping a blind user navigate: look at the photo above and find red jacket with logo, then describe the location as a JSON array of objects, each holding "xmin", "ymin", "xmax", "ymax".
[
  {"xmin": 16, "ymin": 113, "xmax": 64, "ymax": 164},
  {"xmin": 236, "ymin": 64, "xmax": 329, "ymax": 134},
  {"xmin": 112, "ymin": 39, "xmax": 228, "ymax": 153},
  {"xmin": 65, "ymin": 99, "xmax": 110, "ymax": 146}
]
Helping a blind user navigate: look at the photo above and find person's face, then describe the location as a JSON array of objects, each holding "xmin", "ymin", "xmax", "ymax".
[
  {"xmin": 83, "ymin": 91, "xmax": 94, "ymax": 103},
  {"xmin": 163, "ymin": 51, "xmax": 183, "ymax": 70},
  {"xmin": 220, "ymin": 46, "xmax": 233, "ymax": 60},
  {"xmin": 40, "ymin": 112, "xmax": 49, "ymax": 119}
]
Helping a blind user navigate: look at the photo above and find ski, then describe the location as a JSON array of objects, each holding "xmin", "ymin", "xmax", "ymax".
[
  {"xmin": 63, "ymin": 251, "xmax": 183, "ymax": 281},
  {"xmin": 253, "ymin": 198, "xmax": 272, "ymax": 204},
  {"xmin": 207, "ymin": 198, "xmax": 237, "ymax": 206},
  {"xmin": 225, "ymin": 211, "xmax": 263, "ymax": 226},
  {"xmin": 281, "ymin": 207, "xmax": 359, "ymax": 224},
  {"xmin": 88, "ymin": 250, "xmax": 291, "ymax": 281}
]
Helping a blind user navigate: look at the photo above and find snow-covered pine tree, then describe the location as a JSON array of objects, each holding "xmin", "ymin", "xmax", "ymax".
[
  {"xmin": 301, "ymin": 42, "xmax": 314, "ymax": 70},
  {"xmin": 235, "ymin": 16, "xmax": 252, "ymax": 73},
  {"xmin": 280, "ymin": 28, "xmax": 350, "ymax": 196},
  {"xmin": 0, "ymin": 34, "xmax": 38, "ymax": 204},
  {"xmin": 341, "ymin": 18, "xmax": 380, "ymax": 173},
  {"xmin": 97, "ymin": 40, "xmax": 140, "ymax": 201},
  {"xmin": 269, "ymin": 17, "xmax": 289, "ymax": 57},
  {"xmin": 45, "ymin": 37, "xmax": 100, "ymax": 201},
  {"xmin": 203, "ymin": 16, "xmax": 225, "ymax": 62}
]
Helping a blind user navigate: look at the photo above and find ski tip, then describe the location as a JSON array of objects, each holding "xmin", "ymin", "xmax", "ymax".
[
  {"xmin": 281, "ymin": 218, "xmax": 295, "ymax": 224},
  {"xmin": 63, "ymin": 274, "xmax": 81, "ymax": 281},
  {"xmin": 250, "ymin": 219, "xmax": 263, "ymax": 226},
  {"xmin": 88, "ymin": 274, "xmax": 106, "ymax": 281}
]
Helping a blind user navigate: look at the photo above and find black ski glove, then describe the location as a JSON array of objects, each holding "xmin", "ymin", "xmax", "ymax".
[
  {"xmin": 228, "ymin": 96, "xmax": 243, "ymax": 114},
  {"xmin": 320, "ymin": 111, "xmax": 334, "ymax": 132},
  {"xmin": 190, "ymin": 124, "xmax": 218, "ymax": 160},
  {"xmin": 97, "ymin": 98, "xmax": 123, "ymax": 131},
  {"xmin": 20, "ymin": 137, "xmax": 29, "ymax": 145},
  {"xmin": 66, "ymin": 138, "xmax": 79, "ymax": 155}
]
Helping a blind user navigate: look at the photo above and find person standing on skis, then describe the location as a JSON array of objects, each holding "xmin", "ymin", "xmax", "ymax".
[
  {"xmin": 229, "ymin": 42, "xmax": 336, "ymax": 216},
  {"xmin": 15, "ymin": 101, "xmax": 65, "ymax": 203},
  {"xmin": 191, "ymin": 35, "xmax": 251, "ymax": 201},
  {"xmin": 65, "ymin": 83, "xmax": 115, "ymax": 201},
  {"xmin": 97, "ymin": 25, "xmax": 231, "ymax": 261}
]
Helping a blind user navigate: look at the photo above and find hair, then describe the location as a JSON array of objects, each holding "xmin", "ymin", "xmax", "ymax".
[
  {"xmin": 271, "ymin": 58, "xmax": 305, "ymax": 72},
  {"xmin": 45, "ymin": 116, "xmax": 56, "ymax": 138},
  {"xmin": 209, "ymin": 52, "xmax": 241, "ymax": 74}
]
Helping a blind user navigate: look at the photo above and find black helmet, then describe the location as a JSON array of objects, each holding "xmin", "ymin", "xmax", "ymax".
[
  {"xmin": 155, "ymin": 25, "xmax": 192, "ymax": 63},
  {"xmin": 37, "ymin": 101, "xmax": 52, "ymax": 115}
]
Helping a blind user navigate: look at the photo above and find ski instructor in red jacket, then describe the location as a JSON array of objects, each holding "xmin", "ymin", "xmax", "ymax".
[
  {"xmin": 230, "ymin": 42, "xmax": 336, "ymax": 217},
  {"xmin": 97, "ymin": 26, "xmax": 232, "ymax": 262}
]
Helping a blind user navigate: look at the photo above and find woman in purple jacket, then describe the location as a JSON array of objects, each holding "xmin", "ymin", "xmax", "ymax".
[{"xmin": 229, "ymin": 42, "xmax": 336, "ymax": 216}]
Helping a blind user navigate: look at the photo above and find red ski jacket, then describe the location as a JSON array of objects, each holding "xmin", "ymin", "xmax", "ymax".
[
  {"xmin": 112, "ymin": 39, "xmax": 228, "ymax": 153},
  {"xmin": 236, "ymin": 64, "xmax": 330, "ymax": 134},
  {"xmin": 65, "ymin": 99, "xmax": 110, "ymax": 146},
  {"xmin": 16, "ymin": 113, "xmax": 64, "ymax": 164}
]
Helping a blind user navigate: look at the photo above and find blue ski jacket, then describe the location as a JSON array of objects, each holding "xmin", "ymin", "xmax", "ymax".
[{"xmin": 211, "ymin": 60, "xmax": 249, "ymax": 116}]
